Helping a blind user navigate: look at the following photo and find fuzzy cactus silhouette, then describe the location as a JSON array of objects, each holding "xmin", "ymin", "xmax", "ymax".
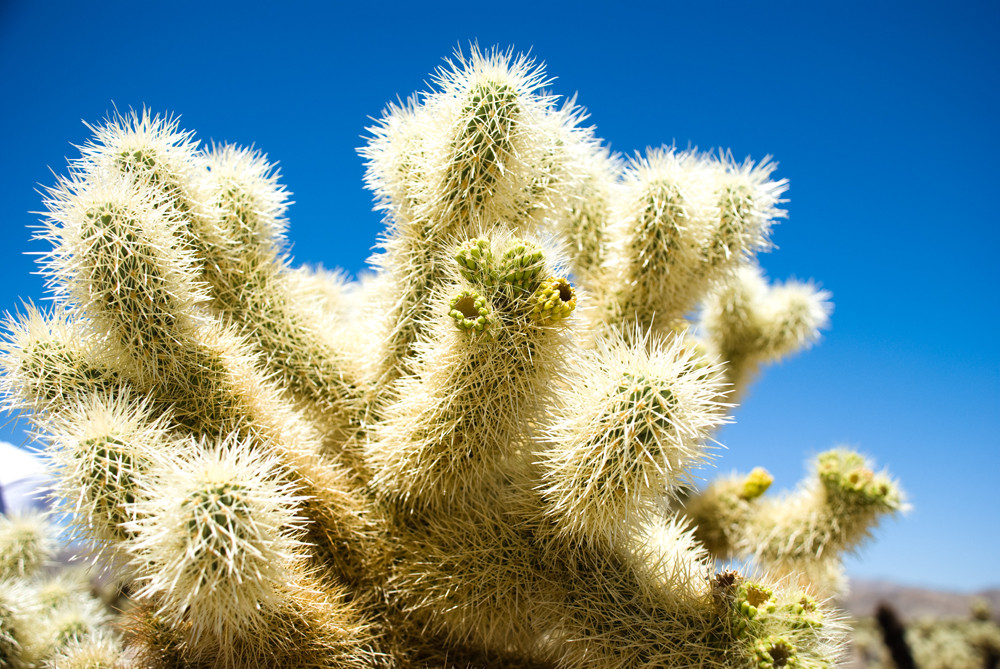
[
  {"xmin": 0, "ymin": 513, "xmax": 117, "ymax": 668},
  {"xmin": 0, "ymin": 46, "xmax": 905, "ymax": 668}
]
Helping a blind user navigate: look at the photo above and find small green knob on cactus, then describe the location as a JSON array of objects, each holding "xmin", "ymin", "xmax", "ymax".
[
  {"xmin": 498, "ymin": 240, "xmax": 545, "ymax": 291},
  {"xmin": 0, "ymin": 513, "xmax": 54, "ymax": 580},
  {"xmin": 738, "ymin": 582, "xmax": 776, "ymax": 620},
  {"xmin": 455, "ymin": 238, "xmax": 497, "ymax": 286},
  {"xmin": 786, "ymin": 592, "xmax": 823, "ymax": 629}
]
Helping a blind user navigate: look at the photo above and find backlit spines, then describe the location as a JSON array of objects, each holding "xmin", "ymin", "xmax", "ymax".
[
  {"xmin": 0, "ymin": 47, "xmax": 906, "ymax": 669},
  {"xmin": 204, "ymin": 143, "xmax": 289, "ymax": 257},
  {"xmin": 0, "ymin": 307, "xmax": 122, "ymax": 422},
  {"xmin": 368, "ymin": 232, "xmax": 576, "ymax": 511},
  {"xmin": 599, "ymin": 150, "xmax": 787, "ymax": 336},
  {"xmin": 44, "ymin": 389, "xmax": 171, "ymax": 553},
  {"xmin": 43, "ymin": 110, "xmax": 378, "ymax": 594},
  {"xmin": 203, "ymin": 146, "xmax": 367, "ymax": 440},
  {"xmin": 42, "ymin": 146, "xmax": 373, "ymax": 585},
  {"xmin": 38, "ymin": 171, "xmax": 210, "ymax": 386},
  {"xmin": 0, "ymin": 512, "xmax": 54, "ymax": 580},
  {"xmin": 364, "ymin": 47, "xmax": 586, "ymax": 236},
  {"xmin": 39, "ymin": 166, "xmax": 359, "ymax": 555},
  {"xmin": 38, "ymin": 177, "xmax": 326, "ymax": 456},
  {"xmin": 701, "ymin": 264, "xmax": 832, "ymax": 395},
  {"xmin": 76, "ymin": 115, "xmax": 365, "ymax": 435},
  {"xmin": 685, "ymin": 450, "xmax": 904, "ymax": 598},
  {"xmin": 540, "ymin": 329, "xmax": 729, "ymax": 545},
  {"xmin": 740, "ymin": 449, "xmax": 904, "ymax": 597},
  {"xmin": 603, "ymin": 149, "xmax": 715, "ymax": 332},
  {"xmin": 558, "ymin": 143, "xmax": 619, "ymax": 288},
  {"xmin": 125, "ymin": 437, "xmax": 309, "ymax": 655},
  {"xmin": 682, "ymin": 468, "xmax": 774, "ymax": 558},
  {"xmin": 72, "ymin": 111, "xmax": 220, "ymax": 267},
  {"xmin": 419, "ymin": 46, "xmax": 577, "ymax": 231},
  {"xmin": 362, "ymin": 46, "xmax": 587, "ymax": 386},
  {"xmin": 701, "ymin": 156, "xmax": 785, "ymax": 273}
]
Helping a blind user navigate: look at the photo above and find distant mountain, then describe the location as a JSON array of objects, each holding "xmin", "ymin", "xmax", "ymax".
[{"xmin": 840, "ymin": 579, "xmax": 1000, "ymax": 621}]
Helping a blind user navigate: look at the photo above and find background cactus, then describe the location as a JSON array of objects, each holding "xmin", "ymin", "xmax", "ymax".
[
  {"xmin": 851, "ymin": 602, "xmax": 1000, "ymax": 669},
  {"xmin": 0, "ymin": 46, "xmax": 906, "ymax": 668},
  {"xmin": 0, "ymin": 513, "xmax": 119, "ymax": 669}
]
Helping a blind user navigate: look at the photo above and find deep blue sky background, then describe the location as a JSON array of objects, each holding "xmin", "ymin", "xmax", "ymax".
[{"xmin": 1, "ymin": 1, "xmax": 997, "ymax": 592}]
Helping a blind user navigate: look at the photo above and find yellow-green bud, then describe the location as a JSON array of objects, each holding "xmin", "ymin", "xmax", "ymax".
[
  {"xmin": 737, "ymin": 582, "xmax": 776, "ymax": 623},
  {"xmin": 740, "ymin": 467, "xmax": 774, "ymax": 500},
  {"xmin": 498, "ymin": 240, "xmax": 545, "ymax": 291},
  {"xmin": 455, "ymin": 238, "xmax": 497, "ymax": 287},
  {"xmin": 787, "ymin": 592, "xmax": 823, "ymax": 629},
  {"xmin": 530, "ymin": 276, "xmax": 576, "ymax": 324},
  {"xmin": 754, "ymin": 636, "xmax": 798, "ymax": 669},
  {"xmin": 449, "ymin": 289, "xmax": 493, "ymax": 334},
  {"xmin": 818, "ymin": 450, "xmax": 897, "ymax": 506}
]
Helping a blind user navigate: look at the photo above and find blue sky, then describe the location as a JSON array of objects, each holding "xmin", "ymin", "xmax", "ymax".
[{"xmin": 1, "ymin": 1, "xmax": 997, "ymax": 592}]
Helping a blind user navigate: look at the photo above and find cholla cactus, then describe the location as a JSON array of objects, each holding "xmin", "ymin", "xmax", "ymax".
[
  {"xmin": 852, "ymin": 603, "xmax": 1000, "ymax": 669},
  {"xmin": 682, "ymin": 449, "xmax": 906, "ymax": 597},
  {"xmin": 43, "ymin": 630, "xmax": 123, "ymax": 669},
  {"xmin": 0, "ymin": 514, "xmax": 117, "ymax": 669},
  {"xmin": 0, "ymin": 45, "xmax": 904, "ymax": 668},
  {"xmin": 700, "ymin": 264, "xmax": 832, "ymax": 396},
  {"xmin": 0, "ymin": 512, "xmax": 54, "ymax": 580}
]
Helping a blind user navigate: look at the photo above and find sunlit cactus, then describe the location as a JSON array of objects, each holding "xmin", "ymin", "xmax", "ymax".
[
  {"xmin": 0, "ymin": 307, "xmax": 122, "ymax": 420},
  {"xmin": 124, "ymin": 438, "xmax": 308, "ymax": 650},
  {"xmin": 700, "ymin": 263, "xmax": 832, "ymax": 396},
  {"xmin": 0, "ymin": 512, "xmax": 54, "ymax": 580},
  {"xmin": 44, "ymin": 389, "xmax": 170, "ymax": 555},
  {"xmin": 0, "ymin": 512, "xmax": 115, "ymax": 669},
  {"xmin": 43, "ymin": 629, "xmax": 123, "ymax": 669},
  {"xmin": 0, "ymin": 44, "xmax": 905, "ymax": 668},
  {"xmin": 540, "ymin": 328, "xmax": 728, "ymax": 545},
  {"xmin": 0, "ymin": 579, "xmax": 34, "ymax": 669},
  {"xmin": 593, "ymin": 150, "xmax": 784, "ymax": 336},
  {"xmin": 682, "ymin": 448, "xmax": 906, "ymax": 597}
]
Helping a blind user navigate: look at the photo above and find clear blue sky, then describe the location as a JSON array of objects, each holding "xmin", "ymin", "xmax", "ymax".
[{"xmin": 1, "ymin": 1, "xmax": 997, "ymax": 592}]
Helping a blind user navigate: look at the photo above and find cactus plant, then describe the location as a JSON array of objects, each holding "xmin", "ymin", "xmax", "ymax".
[
  {"xmin": 0, "ymin": 514, "xmax": 117, "ymax": 669},
  {"xmin": 0, "ymin": 45, "xmax": 904, "ymax": 668},
  {"xmin": 851, "ymin": 602, "xmax": 1000, "ymax": 669}
]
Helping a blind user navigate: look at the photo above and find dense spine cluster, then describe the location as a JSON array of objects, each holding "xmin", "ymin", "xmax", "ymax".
[{"xmin": 0, "ymin": 46, "xmax": 903, "ymax": 668}]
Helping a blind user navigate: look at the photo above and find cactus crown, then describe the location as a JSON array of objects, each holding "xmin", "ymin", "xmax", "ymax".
[{"xmin": 0, "ymin": 45, "xmax": 905, "ymax": 669}]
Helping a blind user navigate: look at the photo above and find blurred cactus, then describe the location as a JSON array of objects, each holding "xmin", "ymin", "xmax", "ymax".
[
  {"xmin": 0, "ymin": 46, "xmax": 904, "ymax": 667},
  {"xmin": 0, "ymin": 514, "xmax": 118, "ymax": 669},
  {"xmin": 852, "ymin": 602, "xmax": 1000, "ymax": 669}
]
